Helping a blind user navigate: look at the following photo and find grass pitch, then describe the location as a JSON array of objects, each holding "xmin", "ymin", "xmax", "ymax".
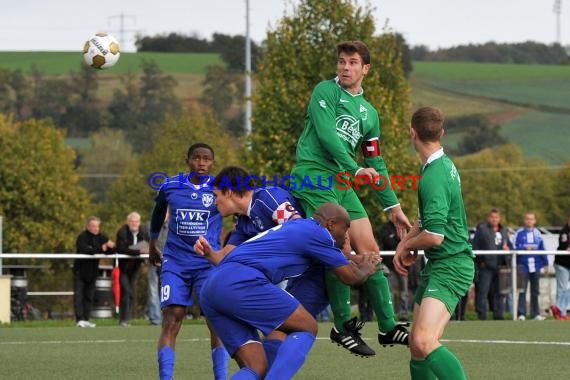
[{"xmin": 1, "ymin": 319, "xmax": 568, "ymax": 379}]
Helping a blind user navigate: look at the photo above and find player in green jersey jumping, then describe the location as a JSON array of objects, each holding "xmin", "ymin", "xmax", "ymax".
[
  {"xmin": 394, "ymin": 106, "xmax": 474, "ymax": 379},
  {"xmin": 290, "ymin": 40, "xmax": 412, "ymax": 357}
]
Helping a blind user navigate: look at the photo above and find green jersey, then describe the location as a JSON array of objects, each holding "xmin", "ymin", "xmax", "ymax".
[
  {"xmin": 418, "ymin": 149, "xmax": 473, "ymax": 261},
  {"xmin": 293, "ymin": 78, "xmax": 399, "ymax": 209}
]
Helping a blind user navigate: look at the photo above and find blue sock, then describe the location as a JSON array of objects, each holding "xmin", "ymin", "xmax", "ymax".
[
  {"xmin": 231, "ymin": 367, "xmax": 260, "ymax": 379},
  {"xmin": 158, "ymin": 346, "xmax": 175, "ymax": 380},
  {"xmin": 265, "ymin": 332, "xmax": 315, "ymax": 379},
  {"xmin": 262, "ymin": 339, "xmax": 282, "ymax": 368},
  {"xmin": 212, "ymin": 346, "xmax": 230, "ymax": 380}
]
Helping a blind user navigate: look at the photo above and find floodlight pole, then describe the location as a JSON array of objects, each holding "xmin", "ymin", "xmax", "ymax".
[
  {"xmin": 554, "ymin": 0, "xmax": 562, "ymax": 45},
  {"xmin": 245, "ymin": 0, "xmax": 252, "ymax": 135}
]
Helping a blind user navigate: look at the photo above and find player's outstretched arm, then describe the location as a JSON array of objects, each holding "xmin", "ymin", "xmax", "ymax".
[
  {"xmin": 389, "ymin": 205, "xmax": 412, "ymax": 240},
  {"xmin": 334, "ymin": 255, "xmax": 379, "ymax": 287}
]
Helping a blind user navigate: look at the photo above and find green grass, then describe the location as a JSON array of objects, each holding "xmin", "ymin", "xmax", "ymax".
[
  {"xmin": 413, "ymin": 61, "xmax": 570, "ymax": 111},
  {"xmin": 1, "ymin": 319, "xmax": 568, "ymax": 379},
  {"xmin": 0, "ymin": 52, "xmax": 223, "ymax": 75}
]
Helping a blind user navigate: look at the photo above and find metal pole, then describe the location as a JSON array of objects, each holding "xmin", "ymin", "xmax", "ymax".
[
  {"xmin": 0, "ymin": 216, "xmax": 3, "ymax": 275},
  {"xmin": 511, "ymin": 250, "xmax": 518, "ymax": 321},
  {"xmin": 244, "ymin": 0, "xmax": 252, "ymax": 135}
]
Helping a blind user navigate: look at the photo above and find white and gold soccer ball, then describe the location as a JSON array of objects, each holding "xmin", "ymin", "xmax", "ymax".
[{"xmin": 82, "ymin": 33, "xmax": 120, "ymax": 69}]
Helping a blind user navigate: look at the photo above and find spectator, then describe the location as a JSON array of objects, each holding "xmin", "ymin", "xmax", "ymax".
[
  {"xmin": 147, "ymin": 211, "xmax": 168, "ymax": 326},
  {"xmin": 514, "ymin": 212, "xmax": 548, "ymax": 321},
  {"xmin": 551, "ymin": 217, "xmax": 570, "ymax": 320},
  {"xmin": 116, "ymin": 212, "xmax": 150, "ymax": 327},
  {"xmin": 473, "ymin": 209, "xmax": 512, "ymax": 320},
  {"xmin": 74, "ymin": 216, "xmax": 115, "ymax": 328}
]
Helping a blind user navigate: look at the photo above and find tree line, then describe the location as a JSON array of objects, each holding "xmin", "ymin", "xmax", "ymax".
[{"xmin": 412, "ymin": 41, "xmax": 569, "ymax": 64}]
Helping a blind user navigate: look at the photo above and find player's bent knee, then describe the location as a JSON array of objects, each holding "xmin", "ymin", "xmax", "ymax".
[{"xmin": 410, "ymin": 331, "xmax": 438, "ymax": 358}]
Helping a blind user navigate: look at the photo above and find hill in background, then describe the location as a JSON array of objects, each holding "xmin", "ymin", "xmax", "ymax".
[{"xmin": 1, "ymin": 52, "xmax": 568, "ymax": 165}]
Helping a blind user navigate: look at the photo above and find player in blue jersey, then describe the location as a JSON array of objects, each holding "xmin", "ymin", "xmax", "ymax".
[
  {"xmin": 204, "ymin": 166, "xmax": 331, "ymax": 366},
  {"xmin": 195, "ymin": 202, "xmax": 380, "ymax": 379},
  {"xmin": 148, "ymin": 143, "xmax": 229, "ymax": 380}
]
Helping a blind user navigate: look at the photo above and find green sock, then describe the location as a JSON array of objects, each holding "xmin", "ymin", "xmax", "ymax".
[
  {"xmin": 410, "ymin": 359, "xmax": 437, "ymax": 380},
  {"xmin": 325, "ymin": 268, "xmax": 352, "ymax": 332},
  {"xmin": 425, "ymin": 346, "xmax": 467, "ymax": 380},
  {"xmin": 363, "ymin": 270, "xmax": 396, "ymax": 333}
]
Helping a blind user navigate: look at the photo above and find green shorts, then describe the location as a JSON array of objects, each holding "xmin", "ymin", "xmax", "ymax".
[
  {"xmin": 414, "ymin": 254, "xmax": 475, "ymax": 314},
  {"xmin": 290, "ymin": 166, "xmax": 367, "ymax": 219}
]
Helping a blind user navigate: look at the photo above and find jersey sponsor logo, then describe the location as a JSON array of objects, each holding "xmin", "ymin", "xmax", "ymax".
[
  {"xmin": 202, "ymin": 193, "xmax": 214, "ymax": 207},
  {"xmin": 318, "ymin": 99, "xmax": 327, "ymax": 108},
  {"xmin": 175, "ymin": 209, "xmax": 211, "ymax": 236},
  {"xmin": 336, "ymin": 115, "xmax": 363, "ymax": 148}
]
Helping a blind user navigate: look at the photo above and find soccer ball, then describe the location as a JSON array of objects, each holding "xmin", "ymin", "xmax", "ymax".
[{"xmin": 82, "ymin": 33, "xmax": 120, "ymax": 69}]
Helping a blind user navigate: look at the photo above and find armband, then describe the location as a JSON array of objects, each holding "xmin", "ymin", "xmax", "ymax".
[{"xmin": 361, "ymin": 138, "xmax": 380, "ymax": 157}]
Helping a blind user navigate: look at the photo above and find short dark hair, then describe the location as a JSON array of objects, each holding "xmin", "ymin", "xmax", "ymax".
[
  {"xmin": 411, "ymin": 107, "xmax": 444, "ymax": 142},
  {"xmin": 489, "ymin": 208, "xmax": 500, "ymax": 215},
  {"xmin": 187, "ymin": 143, "xmax": 214, "ymax": 160},
  {"xmin": 337, "ymin": 40, "xmax": 371, "ymax": 65},
  {"xmin": 212, "ymin": 166, "xmax": 256, "ymax": 196}
]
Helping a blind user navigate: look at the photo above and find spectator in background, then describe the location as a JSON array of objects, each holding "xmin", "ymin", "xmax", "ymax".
[
  {"xmin": 74, "ymin": 216, "xmax": 115, "ymax": 328},
  {"xmin": 147, "ymin": 211, "xmax": 168, "ymax": 326},
  {"xmin": 116, "ymin": 212, "xmax": 150, "ymax": 327},
  {"xmin": 378, "ymin": 220, "xmax": 411, "ymax": 321},
  {"xmin": 514, "ymin": 212, "xmax": 548, "ymax": 321},
  {"xmin": 551, "ymin": 217, "xmax": 570, "ymax": 320},
  {"xmin": 473, "ymin": 209, "xmax": 512, "ymax": 320}
]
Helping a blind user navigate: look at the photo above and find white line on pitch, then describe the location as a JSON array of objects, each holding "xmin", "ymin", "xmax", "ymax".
[{"xmin": 442, "ymin": 339, "xmax": 570, "ymax": 346}]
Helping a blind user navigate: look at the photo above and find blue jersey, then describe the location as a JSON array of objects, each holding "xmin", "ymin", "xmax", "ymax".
[
  {"xmin": 155, "ymin": 175, "xmax": 222, "ymax": 268},
  {"xmin": 222, "ymin": 218, "xmax": 349, "ymax": 284},
  {"xmin": 228, "ymin": 188, "xmax": 304, "ymax": 246}
]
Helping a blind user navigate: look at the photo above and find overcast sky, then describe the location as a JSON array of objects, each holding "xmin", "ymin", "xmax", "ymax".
[{"xmin": 0, "ymin": 0, "xmax": 567, "ymax": 52}]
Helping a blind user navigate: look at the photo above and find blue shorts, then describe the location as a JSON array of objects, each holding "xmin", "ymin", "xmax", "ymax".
[
  {"xmin": 286, "ymin": 265, "xmax": 329, "ymax": 317},
  {"xmin": 200, "ymin": 262, "xmax": 300, "ymax": 356},
  {"xmin": 160, "ymin": 258, "xmax": 213, "ymax": 309}
]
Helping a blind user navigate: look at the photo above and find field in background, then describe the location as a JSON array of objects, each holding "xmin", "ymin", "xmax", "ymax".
[
  {"xmin": 1, "ymin": 320, "xmax": 568, "ymax": 379},
  {"xmin": 1, "ymin": 52, "xmax": 569, "ymax": 164},
  {"xmin": 411, "ymin": 61, "xmax": 570, "ymax": 165}
]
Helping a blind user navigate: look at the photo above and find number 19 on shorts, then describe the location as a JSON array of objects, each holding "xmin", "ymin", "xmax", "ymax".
[{"xmin": 161, "ymin": 285, "xmax": 170, "ymax": 302}]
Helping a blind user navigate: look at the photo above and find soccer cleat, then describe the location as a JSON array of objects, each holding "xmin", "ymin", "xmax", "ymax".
[
  {"xmin": 330, "ymin": 317, "xmax": 376, "ymax": 357},
  {"xmin": 378, "ymin": 323, "xmax": 409, "ymax": 347},
  {"xmin": 551, "ymin": 305, "xmax": 562, "ymax": 320},
  {"xmin": 533, "ymin": 315, "xmax": 545, "ymax": 321}
]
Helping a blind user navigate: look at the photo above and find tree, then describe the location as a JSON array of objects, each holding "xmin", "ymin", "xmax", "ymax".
[
  {"xmin": 245, "ymin": 0, "xmax": 417, "ymax": 224},
  {"xmin": 77, "ymin": 129, "xmax": 137, "ymax": 203},
  {"xmin": 456, "ymin": 144, "xmax": 558, "ymax": 226},
  {"xmin": 101, "ymin": 104, "xmax": 242, "ymax": 229},
  {"xmin": 0, "ymin": 115, "xmax": 91, "ymax": 252},
  {"xmin": 108, "ymin": 60, "xmax": 181, "ymax": 151}
]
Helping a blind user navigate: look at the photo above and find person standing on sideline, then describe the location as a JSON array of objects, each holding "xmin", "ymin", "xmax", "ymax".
[
  {"xmin": 514, "ymin": 212, "xmax": 548, "ymax": 321},
  {"xmin": 116, "ymin": 211, "xmax": 150, "ymax": 327},
  {"xmin": 74, "ymin": 216, "xmax": 115, "ymax": 328},
  {"xmin": 551, "ymin": 217, "xmax": 570, "ymax": 320},
  {"xmin": 148, "ymin": 143, "xmax": 229, "ymax": 380},
  {"xmin": 196, "ymin": 202, "xmax": 380, "ymax": 379},
  {"xmin": 394, "ymin": 106, "xmax": 474, "ymax": 380},
  {"xmin": 147, "ymin": 212, "xmax": 168, "ymax": 326},
  {"xmin": 473, "ymin": 209, "xmax": 512, "ymax": 320},
  {"xmin": 290, "ymin": 40, "xmax": 411, "ymax": 357}
]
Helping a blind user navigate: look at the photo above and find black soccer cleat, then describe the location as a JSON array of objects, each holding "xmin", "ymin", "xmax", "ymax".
[
  {"xmin": 330, "ymin": 317, "xmax": 376, "ymax": 357},
  {"xmin": 378, "ymin": 322, "xmax": 410, "ymax": 347}
]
